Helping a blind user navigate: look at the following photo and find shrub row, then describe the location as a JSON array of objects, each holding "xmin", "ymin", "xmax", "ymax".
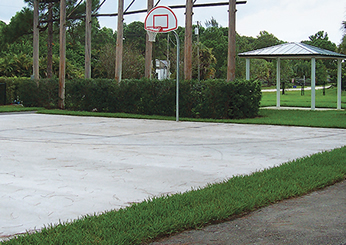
[{"xmin": 0, "ymin": 77, "xmax": 261, "ymax": 119}]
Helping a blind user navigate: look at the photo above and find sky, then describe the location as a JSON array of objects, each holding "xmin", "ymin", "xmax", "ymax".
[{"xmin": 1, "ymin": 0, "xmax": 345, "ymax": 45}]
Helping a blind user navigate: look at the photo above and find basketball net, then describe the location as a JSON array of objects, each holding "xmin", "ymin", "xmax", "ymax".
[
  {"xmin": 147, "ymin": 27, "xmax": 164, "ymax": 42},
  {"xmin": 147, "ymin": 30, "xmax": 158, "ymax": 42}
]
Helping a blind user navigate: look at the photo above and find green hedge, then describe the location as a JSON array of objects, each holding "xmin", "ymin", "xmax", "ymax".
[{"xmin": 0, "ymin": 77, "xmax": 261, "ymax": 119}]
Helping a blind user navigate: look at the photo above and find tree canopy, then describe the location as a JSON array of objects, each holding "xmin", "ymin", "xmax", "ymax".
[{"xmin": 0, "ymin": 4, "xmax": 343, "ymax": 85}]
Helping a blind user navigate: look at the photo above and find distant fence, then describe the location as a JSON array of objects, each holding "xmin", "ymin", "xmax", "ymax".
[{"xmin": 0, "ymin": 83, "xmax": 6, "ymax": 105}]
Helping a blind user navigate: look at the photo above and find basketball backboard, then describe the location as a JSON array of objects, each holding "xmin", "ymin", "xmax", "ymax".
[{"xmin": 144, "ymin": 6, "xmax": 178, "ymax": 33}]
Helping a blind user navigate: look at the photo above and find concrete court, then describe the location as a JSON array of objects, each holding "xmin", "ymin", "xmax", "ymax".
[{"xmin": 0, "ymin": 113, "xmax": 345, "ymax": 239}]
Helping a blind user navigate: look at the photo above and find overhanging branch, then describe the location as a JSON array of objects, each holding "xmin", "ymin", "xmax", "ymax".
[{"xmin": 40, "ymin": 1, "xmax": 247, "ymax": 23}]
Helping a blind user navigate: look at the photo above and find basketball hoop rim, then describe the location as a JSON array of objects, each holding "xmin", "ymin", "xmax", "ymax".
[{"xmin": 146, "ymin": 27, "xmax": 163, "ymax": 33}]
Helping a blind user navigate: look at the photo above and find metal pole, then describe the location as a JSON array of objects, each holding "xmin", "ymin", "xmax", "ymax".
[
  {"xmin": 85, "ymin": 0, "xmax": 92, "ymax": 79},
  {"xmin": 115, "ymin": 0, "xmax": 124, "ymax": 83},
  {"xmin": 33, "ymin": 0, "xmax": 39, "ymax": 82},
  {"xmin": 173, "ymin": 31, "xmax": 180, "ymax": 122},
  {"xmin": 197, "ymin": 21, "xmax": 200, "ymax": 82},
  {"xmin": 59, "ymin": 0, "xmax": 66, "ymax": 109},
  {"xmin": 167, "ymin": 33, "xmax": 170, "ymax": 79}
]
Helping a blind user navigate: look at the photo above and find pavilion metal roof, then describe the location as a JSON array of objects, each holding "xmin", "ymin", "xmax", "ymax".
[{"xmin": 238, "ymin": 42, "xmax": 346, "ymax": 60}]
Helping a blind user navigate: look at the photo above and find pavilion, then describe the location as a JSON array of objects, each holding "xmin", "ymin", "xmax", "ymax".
[{"xmin": 238, "ymin": 42, "xmax": 346, "ymax": 110}]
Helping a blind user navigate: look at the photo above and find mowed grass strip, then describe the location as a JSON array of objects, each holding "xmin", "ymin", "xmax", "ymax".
[
  {"xmin": 261, "ymin": 87, "xmax": 346, "ymax": 109},
  {"xmin": 37, "ymin": 108, "xmax": 346, "ymax": 129},
  {"xmin": 3, "ymin": 146, "xmax": 346, "ymax": 245},
  {"xmin": 0, "ymin": 105, "xmax": 43, "ymax": 112},
  {"xmin": 235, "ymin": 109, "xmax": 346, "ymax": 128}
]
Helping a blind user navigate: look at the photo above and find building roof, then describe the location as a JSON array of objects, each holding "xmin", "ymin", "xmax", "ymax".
[{"xmin": 238, "ymin": 42, "xmax": 346, "ymax": 60}]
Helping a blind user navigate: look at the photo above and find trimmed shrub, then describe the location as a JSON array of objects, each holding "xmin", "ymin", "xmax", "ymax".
[
  {"xmin": 180, "ymin": 79, "xmax": 261, "ymax": 119},
  {"xmin": 0, "ymin": 77, "xmax": 58, "ymax": 107},
  {"xmin": 117, "ymin": 79, "xmax": 176, "ymax": 116},
  {"xmin": 66, "ymin": 79, "xmax": 117, "ymax": 112},
  {"xmin": 1, "ymin": 77, "xmax": 261, "ymax": 119}
]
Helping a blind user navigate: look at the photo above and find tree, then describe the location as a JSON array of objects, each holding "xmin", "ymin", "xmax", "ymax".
[
  {"xmin": 292, "ymin": 60, "xmax": 310, "ymax": 79},
  {"xmin": 200, "ymin": 19, "xmax": 228, "ymax": 79},
  {"xmin": 124, "ymin": 21, "xmax": 147, "ymax": 55},
  {"xmin": 93, "ymin": 43, "xmax": 116, "ymax": 78},
  {"xmin": 303, "ymin": 31, "xmax": 338, "ymax": 84},
  {"xmin": 122, "ymin": 44, "xmax": 145, "ymax": 79},
  {"xmin": 0, "ymin": 53, "xmax": 32, "ymax": 77},
  {"xmin": 253, "ymin": 31, "xmax": 283, "ymax": 50},
  {"xmin": 303, "ymin": 31, "xmax": 337, "ymax": 52},
  {"xmin": 338, "ymin": 20, "xmax": 346, "ymax": 54},
  {"xmin": 192, "ymin": 43, "xmax": 216, "ymax": 80},
  {"xmin": 0, "ymin": 21, "xmax": 6, "ymax": 32},
  {"xmin": 338, "ymin": 21, "xmax": 346, "ymax": 90},
  {"xmin": 235, "ymin": 32, "xmax": 284, "ymax": 83},
  {"xmin": 339, "ymin": 36, "xmax": 346, "ymax": 54},
  {"xmin": 205, "ymin": 17, "xmax": 219, "ymax": 28},
  {"xmin": 0, "ymin": 8, "xmax": 33, "ymax": 48},
  {"xmin": 23, "ymin": 0, "xmax": 101, "ymax": 78}
]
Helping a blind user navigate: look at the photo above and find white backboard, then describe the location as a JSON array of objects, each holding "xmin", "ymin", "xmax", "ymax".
[{"xmin": 144, "ymin": 6, "xmax": 178, "ymax": 33}]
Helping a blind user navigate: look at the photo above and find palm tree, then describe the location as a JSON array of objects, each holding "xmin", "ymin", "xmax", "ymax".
[{"xmin": 339, "ymin": 21, "xmax": 346, "ymax": 54}]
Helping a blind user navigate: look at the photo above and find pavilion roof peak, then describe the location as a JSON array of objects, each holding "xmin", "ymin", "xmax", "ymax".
[{"xmin": 239, "ymin": 42, "xmax": 346, "ymax": 60}]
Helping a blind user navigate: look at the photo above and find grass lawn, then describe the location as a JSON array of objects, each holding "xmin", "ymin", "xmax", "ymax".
[
  {"xmin": 0, "ymin": 105, "xmax": 43, "ymax": 112},
  {"xmin": 2, "ymin": 147, "xmax": 346, "ymax": 244},
  {"xmin": 261, "ymin": 87, "xmax": 346, "ymax": 109},
  {"xmin": 238, "ymin": 109, "xmax": 346, "ymax": 128}
]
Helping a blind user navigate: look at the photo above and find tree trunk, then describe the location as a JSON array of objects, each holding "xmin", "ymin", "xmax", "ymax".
[
  {"xmin": 115, "ymin": 0, "xmax": 124, "ymax": 83},
  {"xmin": 184, "ymin": 0, "xmax": 193, "ymax": 80},
  {"xmin": 227, "ymin": 0, "xmax": 236, "ymax": 81},
  {"xmin": 85, "ymin": 0, "xmax": 92, "ymax": 78},
  {"xmin": 47, "ymin": 2, "xmax": 53, "ymax": 78},
  {"xmin": 33, "ymin": 0, "xmax": 39, "ymax": 82},
  {"xmin": 145, "ymin": 0, "xmax": 154, "ymax": 79},
  {"xmin": 59, "ymin": 0, "xmax": 66, "ymax": 109}
]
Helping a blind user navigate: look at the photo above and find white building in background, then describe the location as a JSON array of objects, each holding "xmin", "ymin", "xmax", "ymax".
[{"xmin": 155, "ymin": 59, "xmax": 170, "ymax": 80}]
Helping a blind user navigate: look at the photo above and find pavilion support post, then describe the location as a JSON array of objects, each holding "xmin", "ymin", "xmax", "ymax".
[
  {"xmin": 145, "ymin": 0, "xmax": 154, "ymax": 79},
  {"xmin": 311, "ymin": 57, "xmax": 316, "ymax": 110},
  {"xmin": 184, "ymin": 0, "xmax": 193, "ymax": 80},
  {"xmin": 59, "ymin": 0, "xmax": 66, "ymax": 109},
  {"xmin": 85, "ymin": 0, "xmax": 92, "ymax": 79},
  {"xmin": 276, "ymin": 58, "xmax": 280, "ymax": 108},
  {"xmin": 245, "ymin": 58, "xmax": 250, "ymax": 80},
  {"xmin": 33, "ymin": 0, "xmax": 39, "ymax": 82},
  {"xmin": 115, "ymin": 0, "xmax": 124, "ymax": 83},
  {"xmin": 337, "ymin": 59, "xmax": 342, "ymax": 110}
]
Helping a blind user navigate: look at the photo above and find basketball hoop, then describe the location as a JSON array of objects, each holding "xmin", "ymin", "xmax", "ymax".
[
  {"xmin": 144, "ymin": 6, "xmax": 180, "ymax": 122},
  {"xmin": 144, "ymin": 6, "xmax": 178, "ymax": 34},
  {"xmin": 147, "ymin": 30, "xmax": 158, "ymax": 42}
]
